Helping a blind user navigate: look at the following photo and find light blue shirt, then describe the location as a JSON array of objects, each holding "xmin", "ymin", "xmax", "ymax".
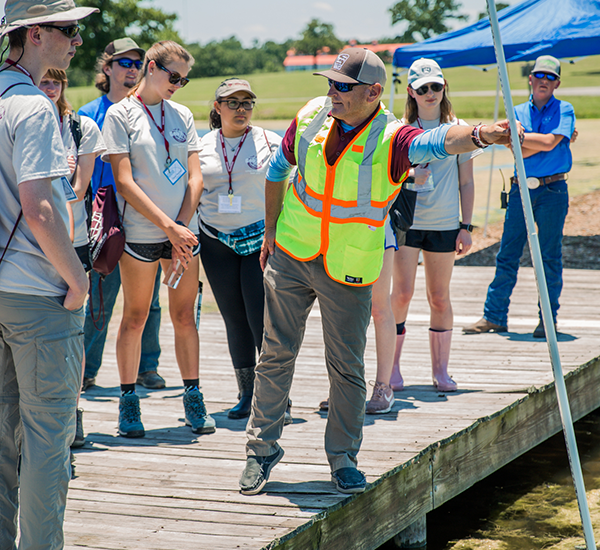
[{"xmin": 515, "ymin": 95, "xmax": 575, "ymax": 178}]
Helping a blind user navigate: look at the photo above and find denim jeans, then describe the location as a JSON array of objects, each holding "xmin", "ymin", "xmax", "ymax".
[
  {"xmin": 483, "ymin": 181, "xmax": 569, "ymax": 327},
  {"xmin": 84, "ymin": 266, "xmax": 162, "ymax": 379}
]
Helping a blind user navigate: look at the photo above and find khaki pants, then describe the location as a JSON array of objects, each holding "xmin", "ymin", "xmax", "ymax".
[
  {"xmin": 246, "ymin": 249, "xmax": 372, "ymax": 472},
  {"xmin": 0, "ymin": 291, "xmax": 83, "ymax": 550}
]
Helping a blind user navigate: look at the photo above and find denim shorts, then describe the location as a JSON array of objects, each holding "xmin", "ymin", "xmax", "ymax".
[
  {"xmin": 124, "ymin": 236, "xmax": 201, "ymax": 262},
  {"xmin": 404, "ymin": 228, "xmax": 459, "ymax": 253}
]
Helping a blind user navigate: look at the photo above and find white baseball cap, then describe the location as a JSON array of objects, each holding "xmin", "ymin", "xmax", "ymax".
[{"xmin": 407, "ymin": 58, "xmax": 445, "ymax": 90}]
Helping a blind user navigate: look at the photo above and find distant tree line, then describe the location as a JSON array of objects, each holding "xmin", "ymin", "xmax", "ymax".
[{"xmin": 4, "ymin": 0, "xmax": 473, "ymax": 86}]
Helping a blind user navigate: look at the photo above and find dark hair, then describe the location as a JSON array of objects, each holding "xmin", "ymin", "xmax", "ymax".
[
  {"xmin": 42, "ymin": 68, "xmax": 71, "ymax": 116},
  {"xmin": 128, "ymin": 40, "xmax": 194, "ymax": 97},
  {"xmin": 209, "ymin": 107, "xmax": 221, "ymax": 130},
  {"xmin": 94, "ymin": 52, "xmax": 113, "ymax": 94},
  {"xmin": 7, "ymin": 27, "xmax": 28, "ymax": 50},
  {"xmin": 404, "ymin": 80, "xmax": 455, "ymax": 124}
]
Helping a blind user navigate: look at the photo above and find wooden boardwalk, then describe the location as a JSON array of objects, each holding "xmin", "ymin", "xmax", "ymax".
[{"xmin": 65, "ymin": 266, "xmax": 600, "ymax": 550}]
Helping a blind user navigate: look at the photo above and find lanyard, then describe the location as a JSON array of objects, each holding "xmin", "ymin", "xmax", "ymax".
[
  {"xmin": 136, "ymin": 93, "xmax": 171, "ymax": 166},
  {"xmin": 219, "ymin": 126, "xmax": 250, "ymax": 197},
  {"xmin": 4, "ymin": 59, "xmax": 36, "ymax": 85}
]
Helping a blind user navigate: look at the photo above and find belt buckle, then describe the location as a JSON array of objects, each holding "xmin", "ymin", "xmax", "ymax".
[{"xmin": 526, "ymin": 177, "xmax": 540, "ymax": 189}]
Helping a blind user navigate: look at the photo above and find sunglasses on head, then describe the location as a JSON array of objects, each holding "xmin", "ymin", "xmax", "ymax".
[
  {"xmin": 532, "ymin": 72, "xmax": 559, "ymax": 81},
  {"xmin": 155, "ymin": 61, "xmax": 189, "ymax": 87},
  {"xmin": 413, "ymin": 82, "xmax": 444, "ymax": 96},
  {"xmin": 37, "ymin": 23, "xmax": 80, "ymax": 39},
  {"xmin": 327, "ymin": 79, "xmax": 366, "ymax": 93},
  {"xmin": 218, "ymin": 99, "xmax": 256, "ymax": 111},
  {"xmin": 113, "ymin": 58, "xmax": 143, "ymax": 70}
]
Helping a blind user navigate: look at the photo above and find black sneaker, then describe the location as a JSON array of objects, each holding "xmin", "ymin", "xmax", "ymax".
[
  {"xmin": 239, "ymin": 448, "xmax": 284, "ymax": 495},
  {"xmin": 533, "ymin": 320, "xmax": 557, "ymax": 339},
  {"xmin": 71, "ymin": 408, "xmax": 85, "ymax": 448},
  {"xmin": 331, "ymin": 467, "xmax": 366, "ymax": 494},
  {"xmin": 136, "ymin": 371, "xmax": 166, "ymax": 389},
  {"xmin": 82, "ymin": 377, "xmax": 96, "ymax": 391}
]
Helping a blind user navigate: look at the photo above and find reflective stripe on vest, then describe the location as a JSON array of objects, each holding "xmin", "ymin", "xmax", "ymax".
[{"xmin": 294, "ymin": 100, "xmax": 397, "ymax": 223}]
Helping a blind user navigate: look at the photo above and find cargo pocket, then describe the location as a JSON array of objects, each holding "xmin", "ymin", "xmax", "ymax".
[{"xmin": 34, "ymin": 330, "xmax": 83, "ymax": 399}]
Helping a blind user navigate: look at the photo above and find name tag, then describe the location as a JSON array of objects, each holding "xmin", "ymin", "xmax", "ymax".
[
  {"xmin": 61, "ymin": 177, "xmax": 78, "ymax": 201},
  {"xmin": 163, "ymin": 159, "xmax": 186, "ymax": 185},
  {"xmin": 218, "ymin": 194, "xmax": 242, "ymax": 214}
]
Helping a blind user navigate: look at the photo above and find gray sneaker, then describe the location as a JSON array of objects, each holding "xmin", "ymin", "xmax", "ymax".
[
  {"xmin": 239, "ymin": 447, "xmax": 285, "ymax": 495},
  {"xmin": 183, "ymin": 389, "xmax": 216, "ymax": 434}
]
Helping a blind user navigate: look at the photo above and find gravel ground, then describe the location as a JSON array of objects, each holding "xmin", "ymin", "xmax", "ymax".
[{"xmin": 456, "ymin": 189, "xmax": 600, "ymax": 270}]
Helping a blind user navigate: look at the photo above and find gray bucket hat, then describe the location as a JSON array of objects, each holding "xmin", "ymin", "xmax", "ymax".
[{"xmin": 1, "ymin": 0, "xmax": 98, "ymax": 38}]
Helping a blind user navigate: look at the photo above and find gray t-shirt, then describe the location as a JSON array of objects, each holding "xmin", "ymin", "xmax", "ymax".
[
  {"xmin": 0, "ymin": 71, "xmax": 71, "ymax": 296},
  {"xmin": 102, "ymin": 96, "xmax": 200, "ymax": 243},
  {"xmin": 57, "ymin": 114, "xmax": 105, "ymax": 247},
  {"xmin": 405, "ymin": 117, "xmax": 481, "ymax": 231},
  {"xmin": 198, "ymin": 126, "xmax": 281, "ymax": 235}
]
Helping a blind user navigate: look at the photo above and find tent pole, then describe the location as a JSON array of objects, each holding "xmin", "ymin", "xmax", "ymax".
[
  {"xmin": 486, "ymin": 1, "xmax": 596, "ymax": 548},
  {"xmin": 483, "ymin": 72, "xmax": 501, "ymax": 237}
]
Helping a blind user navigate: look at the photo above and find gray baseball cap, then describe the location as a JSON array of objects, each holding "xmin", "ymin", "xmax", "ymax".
[
  {"xmin": 314, "ymin": 47, "xmax": 387, "ymax": 87},
  {"xmin": 1, "ymin": 0, "xmax": 98, "ymax": 38},
  {"xmin": 104, "ymin": 37, "xmax": 145, "ymax": 58},
  {"xmin": 532, "ymin": 55, "xmax": 561, "ymax": 78},
  {"xmin": 408, "ymin": 58, "xmax": 445, "ymax": 89},
  {"xmin": 214, "ymin": 78, "xmax": 256, "ymax": 100}
]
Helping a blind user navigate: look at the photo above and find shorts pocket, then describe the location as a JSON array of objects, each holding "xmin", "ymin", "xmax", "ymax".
[{"xmin": 35, "ymin": 330, "xmax": 83, "ymax": 399}]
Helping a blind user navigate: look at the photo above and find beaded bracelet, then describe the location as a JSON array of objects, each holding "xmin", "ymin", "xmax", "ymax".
[{"xmin": 471, "ymin": 124, "xmax": 489, "ymax": 149}]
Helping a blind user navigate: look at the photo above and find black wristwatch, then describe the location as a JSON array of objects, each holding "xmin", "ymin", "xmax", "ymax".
[{"xmin": 459, "ymin": 223, "xmax": 474, "ymax": 233}]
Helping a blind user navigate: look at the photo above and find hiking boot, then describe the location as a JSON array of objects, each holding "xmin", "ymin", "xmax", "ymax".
[
  {"xmin": 284, "ymin": 398, "xmax": 293, "ymax": 426},
  {"xmin": 229, "ymin": 366, "xmax": 254, "ymax": 419},
  {"xmin": 463, "ymin": 317, "xmax": 507, "ymax": 334},
  {"xmin": 71, "ymin": 408, "xmax": 85, "ymax": 448},
  {"xmin": 183, "ymin": 389, "xmax": 216, "ymax": 434},
  {"xmin": 319, "ymin": 398, "xmax": 329, "ymax": 411},
  {"xmin": 533, "ymin": 320, "xmax": 557, "ymax": 339},
  {"xmin": 239, "ymin": 447, "xmax": 284, "ymax": 495},
  {"xmin": 118, "ymin": 394, "xmax": 145, "ymax": 438},
  {"xmin": 136, "ymin": 371, "xmax": 166, "ymax": 389},
  {"xmin": 365, "ymin": 381, "xmax": 395, "ymax": 414},
  {"xmin": 82, "ymin": 377, "xmax": 96, "ymax": 391},
  {"xmin": 331, "ymin": 467, "xmax": 366, "ymax": 494}
]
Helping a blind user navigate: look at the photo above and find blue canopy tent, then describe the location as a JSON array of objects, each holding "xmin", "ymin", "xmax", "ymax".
[
  {"xmin": 390, "ymin": 0, "xmax": 600, "ymax": 232},
  {"xmin": 392, "ymin": 0, "xmax": 600, "ymax": 69}
]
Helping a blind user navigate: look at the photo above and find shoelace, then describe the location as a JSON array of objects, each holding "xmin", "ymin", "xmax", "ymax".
[
  {"xmin": 185, "ymin": 392, "xmax": 207, "ymax": 417},
  {"xmin": 121, "ymin": 399, "xmax": 141, "ymax": 422}
]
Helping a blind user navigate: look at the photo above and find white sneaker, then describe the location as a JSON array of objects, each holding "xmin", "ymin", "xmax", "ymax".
[{"xmin": 365, "ymin": 381, "xmax": 395, "ymax": 414}]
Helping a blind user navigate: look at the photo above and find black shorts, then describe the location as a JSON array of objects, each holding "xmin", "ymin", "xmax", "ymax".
[
  {"xmin": 124, "ymin": 236, "xmax": 201, "ymax": 263},
  {"xmin": 75, "ymin": 244, "xmax": 92, "ymax": 273},
  {"xmin": 403, "ymin": 229, "xmax": 459, "ymax": 253}
]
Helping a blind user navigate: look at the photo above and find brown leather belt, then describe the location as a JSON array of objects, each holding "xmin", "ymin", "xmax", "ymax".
[{"xmin": 510, "ymin": 173, "xmax": 568, "ymax": 186}]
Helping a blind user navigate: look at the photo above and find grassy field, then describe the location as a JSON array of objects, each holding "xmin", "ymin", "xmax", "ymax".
[{"xmin": 66, "ymin": 55, "xmax": 600, "ymax": 120}]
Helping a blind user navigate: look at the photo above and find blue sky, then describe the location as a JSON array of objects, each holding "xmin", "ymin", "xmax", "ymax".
[{"xmin": 146, "ymin": 0, "xmax": 517, "ymax": 46}]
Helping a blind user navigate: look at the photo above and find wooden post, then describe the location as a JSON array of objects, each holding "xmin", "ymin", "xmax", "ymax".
[{"xmin": 393, "ymin": 515, "xmax": 426, "ymax": 548}]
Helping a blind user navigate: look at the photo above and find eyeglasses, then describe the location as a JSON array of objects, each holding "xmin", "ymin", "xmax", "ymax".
[
  {"xmin": 532, "ymin": 72, "xmax": 559, "ymax": 81},
  {"xmin": 113, "ymin": 58, "xmax": 143, "ymax": 70},
  {"xmin": 37, "ymin": 24, "xmax": 80, "ymax": 39},
  {"xmin": 155, "ymin": 61, "xmax": 190, "ymax": 87},
  {"xmin": 218, "ymin": 99, "xmax": 256, "ymax": 110},
  {"xmin": 327, "ymin": 79, "xmax": 366, "ymax": 93},
  {"xmin": 413, "ymin": 83, "xmax": 444, "ymax": 96}
]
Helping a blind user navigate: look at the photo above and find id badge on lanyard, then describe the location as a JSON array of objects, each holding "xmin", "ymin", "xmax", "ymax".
[
  {"xmin": 219, "ymin": 127, "xmax": 250, "ymax": 214},
  {"xmin": 164, "ymin": 158, "xmax": 186, "ymax": 185}
]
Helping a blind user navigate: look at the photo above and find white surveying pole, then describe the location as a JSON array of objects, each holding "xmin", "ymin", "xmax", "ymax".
[{"xmin": 485, "ymin": 1, "xmax": 596, "ymax": 548}]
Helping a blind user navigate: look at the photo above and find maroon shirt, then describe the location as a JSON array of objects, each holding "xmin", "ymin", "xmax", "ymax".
[{"xmin": 280, "ymin": 105, "xmax": 424, "ymax": 182}]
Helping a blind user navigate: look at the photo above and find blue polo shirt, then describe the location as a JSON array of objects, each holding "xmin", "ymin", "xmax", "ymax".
[
  {"xmin": 79, "ymin": 94, "xmax": 116, "ymax": 196},
  {"xmin": 514, "ymin": 95, "xmax": 575, "ymax": 179}
]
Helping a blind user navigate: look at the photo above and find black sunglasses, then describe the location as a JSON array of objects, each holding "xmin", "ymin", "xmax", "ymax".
[
  {"xmin": 327, "ymin": 79, "xmax": 366, "ymax": 93},
  {"xmin": 532, "ymin": 71, "xmax": 559, "ymax": 81},
  {"xmin": 113, "ymin": 58, "xmax": 143, "ymax": 70},
  {"xmin": 218, "ymin": 99, "xmax": 255, "ymax": 111},
  {"xmin": 414, "ymin": 82, "xmax": 444, "ymax": 96},
  {"xmin": 37, "ymin": 23, "xmax": 80, "ymax": 39},
  {"xmin": 155, "ymin": 61, "xmax": 189, "ymax": 87}
]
